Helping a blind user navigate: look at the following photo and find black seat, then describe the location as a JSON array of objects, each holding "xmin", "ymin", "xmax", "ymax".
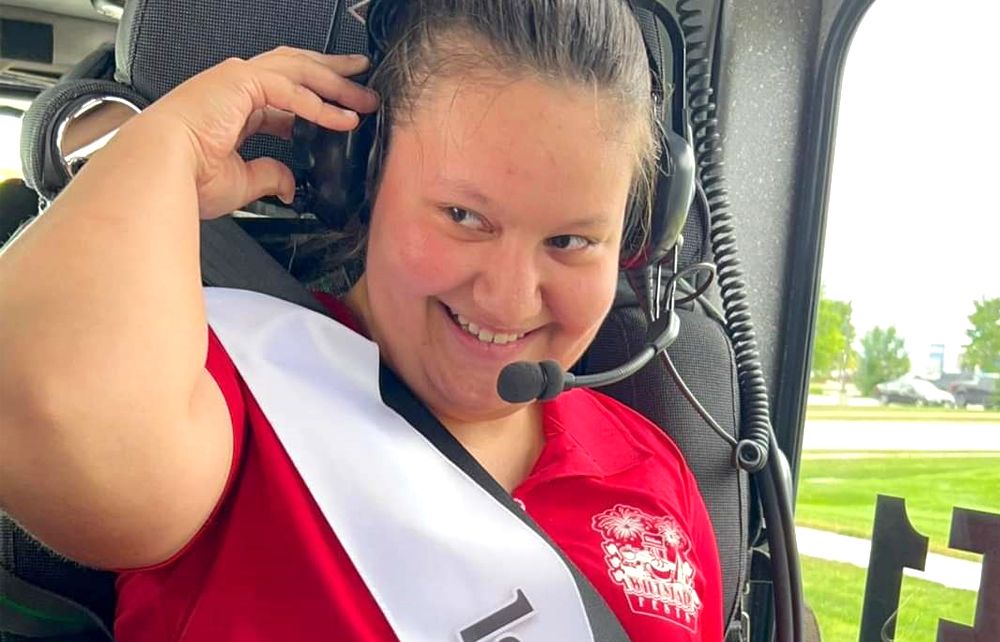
[
  {"xmin": 3, "ymin": 1, "xmax": 750, "ymax": 640},
  {"xmin": 0, "ymin": 179, "xmax": 38, "ymax": 245}
]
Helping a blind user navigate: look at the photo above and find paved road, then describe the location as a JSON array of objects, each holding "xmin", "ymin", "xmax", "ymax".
[
  {"xmin": 797, "ymin": 526, "xmax": 981, "ymax": 592},
  {"xmin": 802, "ymin": 420, "xmax": 1000, "ymax": 451}
]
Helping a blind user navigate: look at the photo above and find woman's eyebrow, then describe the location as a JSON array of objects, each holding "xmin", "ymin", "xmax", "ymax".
[
  {"xmin": 434, "ymin": 177, "xmax": 615, "ymax": 228},
  {"xmin": 434, "ymin": 177, "xmax": 494, "ymax": 207},
  {"xmin": 560, "ymin": 214, "xmax": 617, "ymax": 231}
]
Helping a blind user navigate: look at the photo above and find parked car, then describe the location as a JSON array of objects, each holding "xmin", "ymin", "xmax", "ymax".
[
  {"xmin": 875, "ymin": 376, "xmax": 957, "ymax": 407},
  {"xmin": 948, "ymin": 373, "xmax": 999, "ymax": 409},
  {"xmin": 929, "ymin": 371, "xmax": 974, "ymax": 391}
]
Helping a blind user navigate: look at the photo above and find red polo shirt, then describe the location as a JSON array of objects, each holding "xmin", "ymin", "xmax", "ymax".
[{"xmin": 115, "ymin": 294, "xmax": 722, "ymax": 642}]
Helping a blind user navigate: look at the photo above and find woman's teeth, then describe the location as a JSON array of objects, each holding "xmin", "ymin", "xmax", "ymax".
[{"xmin": 451, "ymin": 311, "xmax": 526, "ymax": 345}]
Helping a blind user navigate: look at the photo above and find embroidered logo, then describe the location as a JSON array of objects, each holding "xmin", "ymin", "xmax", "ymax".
[{"xmin": 591, "ymin": 504, "xmax": 702, "ymax": 631}]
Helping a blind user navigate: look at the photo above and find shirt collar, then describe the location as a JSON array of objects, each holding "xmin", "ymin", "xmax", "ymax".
[
  {"xmin": 524, "ymin": 389, "xmax": 653, "ymax": 486},
  {"xmin": 314, "ymin": 293, "xmax": 650, "ymax": 483},
  {"xmin": 314, "ymin": 292, "xmax": 366, "ymax": 336}
]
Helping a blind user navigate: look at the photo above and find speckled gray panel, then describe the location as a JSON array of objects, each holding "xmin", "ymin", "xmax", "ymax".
[{"xmin": 713, "ymin": 0, "xmax": 823, "ymax": 406}]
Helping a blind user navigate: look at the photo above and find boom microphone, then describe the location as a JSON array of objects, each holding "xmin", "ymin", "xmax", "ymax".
[{"xmin": 496, "ymin": 310, "xmax": 681, "ymax": 403}]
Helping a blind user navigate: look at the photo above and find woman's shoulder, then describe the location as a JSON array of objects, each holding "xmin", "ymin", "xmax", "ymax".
[
  {"xmin": 204, "ymin": 290, "xmax": 363, "ymax": 387},
  {"xmin": 546, "ymin": 387, "xmax": 691, "ymax": 476}
]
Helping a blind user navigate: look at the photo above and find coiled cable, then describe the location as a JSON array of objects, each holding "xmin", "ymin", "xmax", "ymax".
[{"xmin": 676, "ymin": 1, "xmax": 804, "ymax": 641}]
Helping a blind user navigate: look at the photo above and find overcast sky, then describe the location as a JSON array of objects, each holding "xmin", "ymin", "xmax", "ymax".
[{"xmin": 820, "ymin": 0, "xmax": 1000, "ymax": 374}]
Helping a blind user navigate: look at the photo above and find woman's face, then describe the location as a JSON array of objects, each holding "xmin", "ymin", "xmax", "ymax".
[{"xmin": 354, "ymin": 73, "xmax": 638, "ymax": 425}]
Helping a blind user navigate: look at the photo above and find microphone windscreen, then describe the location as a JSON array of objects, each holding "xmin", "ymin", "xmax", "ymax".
[
  {"xmin": 497, "ymin": 361, "xmax": 545, "ymax": 403},
  {"xmin": 537, "ymin": 360, "xmax": 567, "ymax": 401}
]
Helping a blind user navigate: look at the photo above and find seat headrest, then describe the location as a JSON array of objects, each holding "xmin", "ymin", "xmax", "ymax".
[
  {"xmin": 20, "ymin": 1, "xmax": 372, "ymax": 201},
  {"xmin": 115, "ymin": 0, "xmax": 370, "ymax": 167},
  {"xmin": 20, "ymin": 78, "xmax": 148, "ymax": 201}
]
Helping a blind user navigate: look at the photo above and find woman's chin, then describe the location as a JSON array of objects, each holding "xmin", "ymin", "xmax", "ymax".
[{"xmin": 423, "ymin": 366, "xmax": 519, "ymax": 423}]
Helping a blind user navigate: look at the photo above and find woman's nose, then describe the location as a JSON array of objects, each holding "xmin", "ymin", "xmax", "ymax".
[{"xmin": 470, "ymin": 246, "xmax": 544, "ymax": 328}]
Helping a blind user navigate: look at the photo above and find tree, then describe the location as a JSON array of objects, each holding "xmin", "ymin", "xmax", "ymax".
[
  {"xmin": 961, "ymin": 297, "xmax": 1000, "ymax": 373},
  {"xmin": 856, "ymin": 326, "xmax": 910, "ymax": 396},
  {"xmin": 811, "ymin": 296, "xmax": 856, "ymax": 382}
]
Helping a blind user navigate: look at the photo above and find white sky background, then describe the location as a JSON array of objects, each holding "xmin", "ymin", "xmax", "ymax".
[
  {"xmin": 2, "ymin": 2, "xmax": 997, "ymax": 372},
  {"xmin": 821, "ymin": 0, "xmax": 1000, "ymax": 374}
]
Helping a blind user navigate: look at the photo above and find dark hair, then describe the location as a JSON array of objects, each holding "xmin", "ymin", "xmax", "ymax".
[{"xmin": 300, "ymin": 0, "xmax": 658, "ymax": 292}]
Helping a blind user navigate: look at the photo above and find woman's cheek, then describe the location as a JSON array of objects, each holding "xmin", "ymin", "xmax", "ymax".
[
  {"xmin": 388, "ymin": 223, "xmax": 466, "ymax": 295},
  {"xmin": 549, "ymin": 261, "xmax": 618, "ymax": 349}
]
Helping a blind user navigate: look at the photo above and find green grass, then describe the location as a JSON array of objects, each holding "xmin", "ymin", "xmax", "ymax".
[
  {"xmin": 806, "ymin": 406, "xmax": 1000, "ymax": 423},
  {"xmin": 796, "ymin": 454, "xmax": 1000, "ymax": 560},
  {"xmin": 803, "ymin": 556, "xmax": 977, "ymax": 642}
]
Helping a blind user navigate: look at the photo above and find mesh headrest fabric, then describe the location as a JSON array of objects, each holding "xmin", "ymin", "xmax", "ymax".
[
  {"xmin": 19, "ymin": 79, "xmax": 148, "ymax": 201},
  {"xmin": 115, "ymin": 0, "xmax": 369, "ymax": 168}
]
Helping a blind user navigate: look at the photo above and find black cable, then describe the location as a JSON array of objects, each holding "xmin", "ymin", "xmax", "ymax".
[
  {"xmin": 660, "ymin": 351, "xmax": 737, "ymax": 446},
  {"xmin": 670, "ymin": 261, "xmax": 716, "ymax": 307},
  {"xmin": 769, "ymin": 431, "xmax": 805, "ymax": 642},
  {"xmin": 658, "ymin": 263, "xmax": 736, "ymax": 447},
  {"xmin": 676, "ymin": 1, "xmax": 803, "ymax": 641},
  {"xmin": 759, "ymin": 453, "xmax": 794, "ymax": 642},
  {"xmin": 675, "ymin": 279, "xmax": 725, "ymax": 324},
  {"xmin": 678, "ymin": 0, "xmax": 768, "ymax": 473},
  {"xmin": 695, "ymin": 181, "xmax": 714, "ymax": 272}
]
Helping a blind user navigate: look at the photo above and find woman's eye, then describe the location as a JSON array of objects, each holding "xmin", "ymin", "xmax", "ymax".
[
  {"xmin": 546, "ymin": 235, "xmax": 594, "ymax": 251},
  {"xmin": 446, "ymin": 207, "xmax": 488, "ymax": 231}
]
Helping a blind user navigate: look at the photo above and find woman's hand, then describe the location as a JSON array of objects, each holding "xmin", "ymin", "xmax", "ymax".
[
  {"xmin": 137, "ymin": 46, "xmax": 379, "ymax": 219},
  {"xmin": 0, "ymin": 46, "xmax": 379, "ymax": 569}
]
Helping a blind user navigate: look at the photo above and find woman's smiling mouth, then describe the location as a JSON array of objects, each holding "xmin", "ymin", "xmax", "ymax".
[{"xmin": 440, "ymin": 302, "xmax": 532, "ymax": 347}]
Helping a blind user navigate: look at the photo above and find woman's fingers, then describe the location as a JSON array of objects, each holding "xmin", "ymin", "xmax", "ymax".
[
  {"xmin": 239, "ymin": 108, "xmax": 296, "ymax": 146},
  {"xmin": 241, "ymin": 156, "xmax": 296, "ymax": 206},
  {"xmin": 253, "ymin": 48, "xmax": 379, "ymax": 115},
  {"xmin": 260, "ymin": 47, "xmax": 371, "ymax": 77},
  {"xmin": 155, "ymin": 46, "xmax": 380, "ymax": 218},
  {"xmin": 250, "ymin": 67, "xmax": 360, "ymax": 132}
]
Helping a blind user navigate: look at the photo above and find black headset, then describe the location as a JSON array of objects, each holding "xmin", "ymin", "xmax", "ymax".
[{"xmin": 291, "ymin": 0, "xmax": 696, "ymax": 273}]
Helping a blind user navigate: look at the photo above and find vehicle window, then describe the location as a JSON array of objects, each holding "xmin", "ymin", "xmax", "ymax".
[
  {"xmin": 0, "ymin": 98, "xmax": 28, "ymax": 181},
  {"xmin": 800, "ymin": 1, "xmax": 999, "ymax": 641}
]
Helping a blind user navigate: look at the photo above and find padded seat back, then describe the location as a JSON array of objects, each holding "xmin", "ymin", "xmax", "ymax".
[
  {"xmin": 580, "ymin": 281, "xmax": 750, "ymax": 628},
  {"xmin": 5, "ymin": 1, "xmax": 748, "ymax": 639}
]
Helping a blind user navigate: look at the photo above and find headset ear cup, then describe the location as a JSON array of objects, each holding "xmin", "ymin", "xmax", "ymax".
[
  {"xmin": 647, "ymin": 127, "xmax": 696, "ymax": 264},
  {"xmin": 624, "ymin": 0, "xmax": 696, "ymax": 271},
  {"xmin": 620, "ymin": 194, "xmax": 647, "ymax": 269},
  {"xmin": 619, "ymin": 127, "xmax": 696, "ymax": 270}
]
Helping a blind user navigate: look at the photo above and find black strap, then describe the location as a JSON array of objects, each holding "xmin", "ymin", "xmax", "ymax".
[
  {"xmin": 203, "ymin": 219, "xmax": 630, "ymax": 640},
  {"xmin": 2, "ymin": 216, "xmax": 629, "ymax": 641},
  {"xmin": 0, "ymin": 567, "xmax": 111, "ymax": 639},
  {"xmin": 199, "ymin": 217, "xmax": 328, "ymax": 316},
  {"xmin": 377, "ymin": 366, "xmax": 630, "ymax": 641}
]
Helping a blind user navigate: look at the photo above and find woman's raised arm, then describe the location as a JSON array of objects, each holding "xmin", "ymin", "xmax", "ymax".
[{"xmin": 0, "ymin": 48, "xmax": 377, "ymax": 569}]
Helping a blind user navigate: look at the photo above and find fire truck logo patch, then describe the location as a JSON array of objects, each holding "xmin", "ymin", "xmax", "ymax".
[{"xmin": 592, "ymin": 504, "xmax": 702, "ymax": 631}]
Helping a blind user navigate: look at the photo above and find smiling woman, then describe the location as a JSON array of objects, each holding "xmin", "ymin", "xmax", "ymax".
[
  {"xmin": 0, "ymin": 0, "xmax": 725, "ymax": 641},
  {"xmin": 347, "ymin": 75, "xmax": 635, "ymax": 453}
]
